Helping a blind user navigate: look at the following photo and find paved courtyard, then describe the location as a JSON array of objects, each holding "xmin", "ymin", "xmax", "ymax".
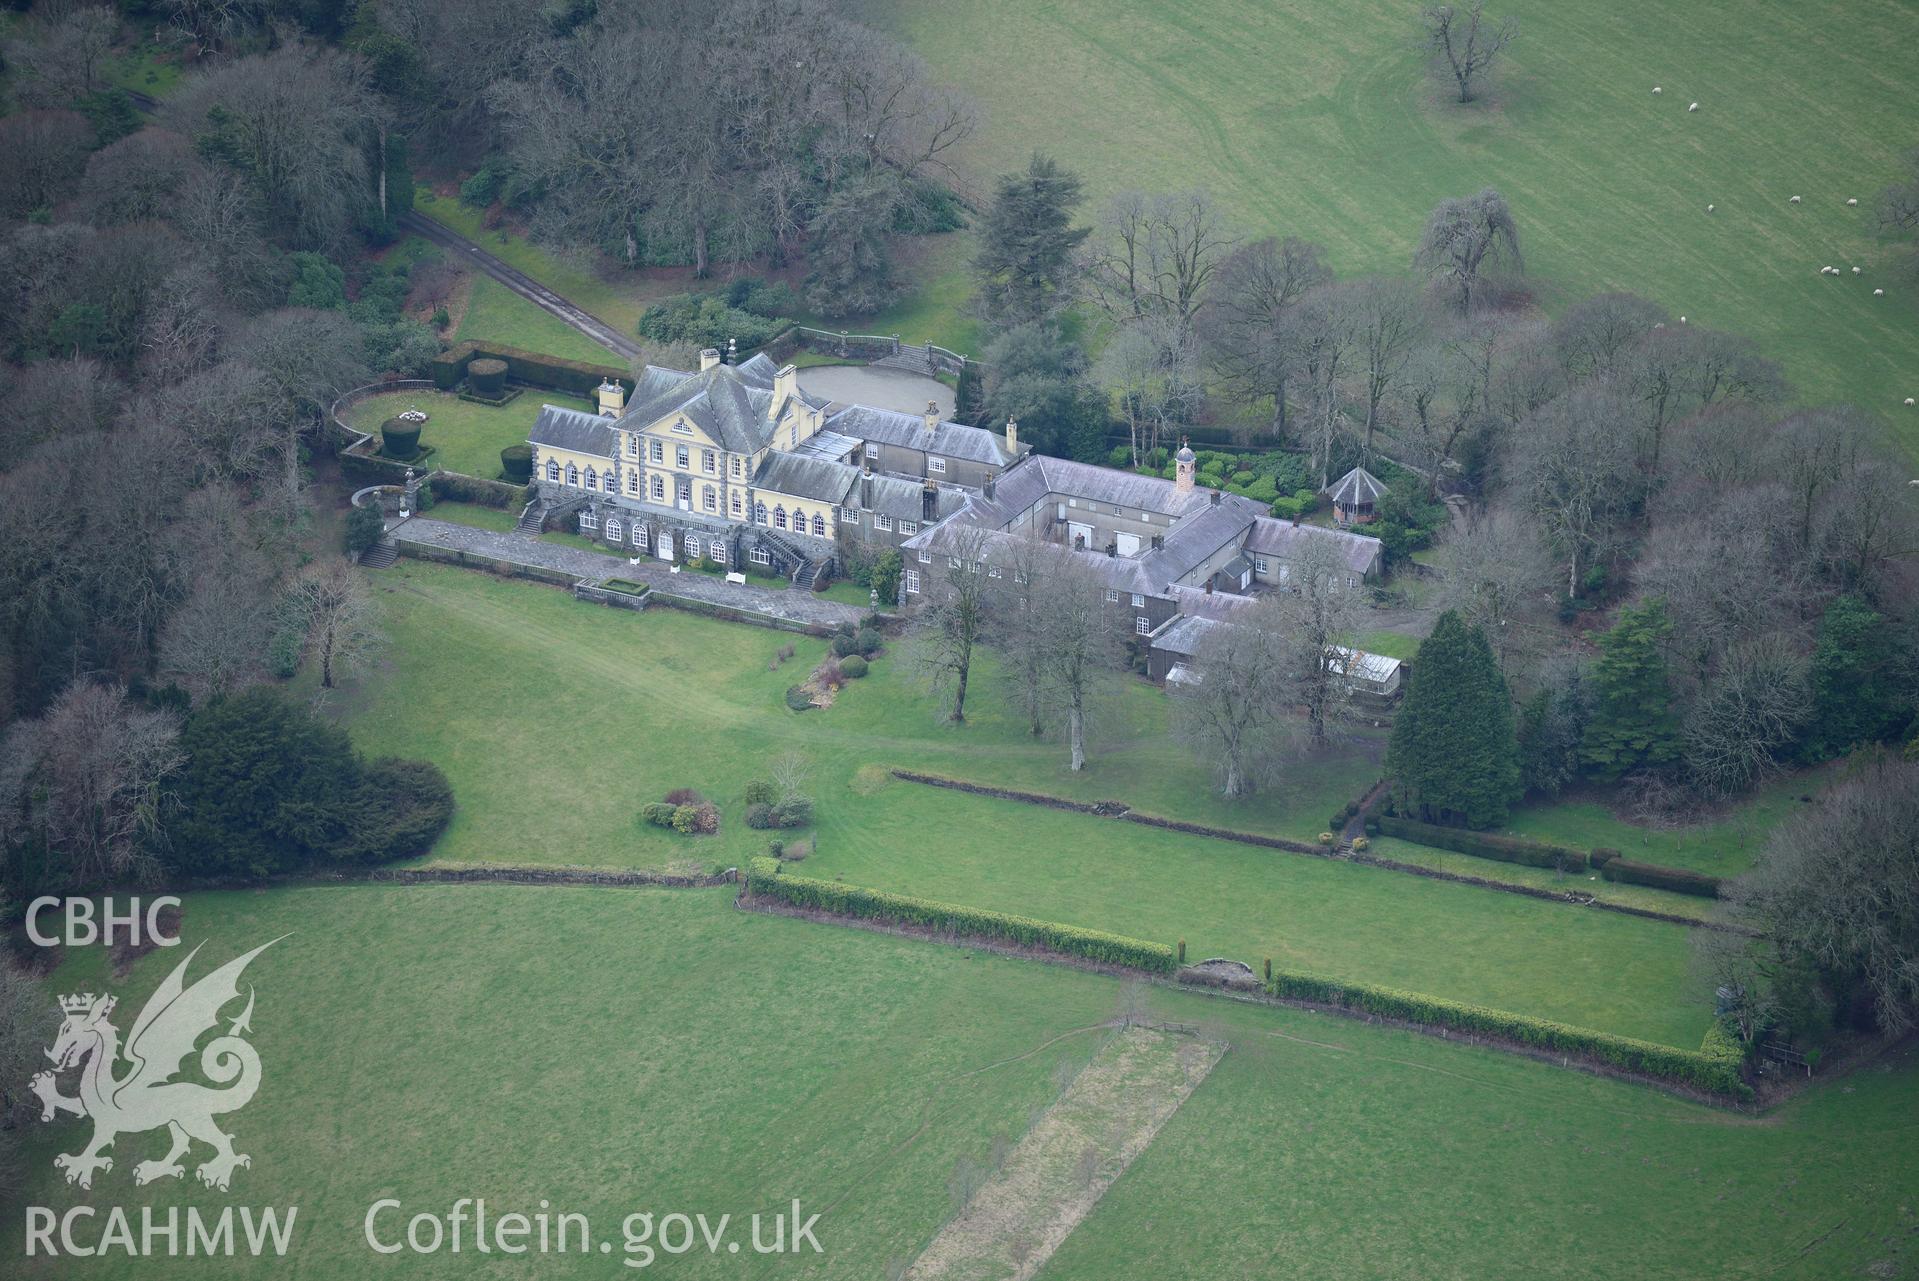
[
  {"xmin": 796, "ymin": 364, "xmax": 954, "ymax": 416},
  {"xmin": 389, "ymin": 518, "xmax": 868, "ymax": 628}
]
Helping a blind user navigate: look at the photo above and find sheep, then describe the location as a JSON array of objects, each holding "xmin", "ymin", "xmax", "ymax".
[
  {"xmin": 1688, "ymin": 102, "xmax": 1699, "ymax": 111},
  {"xmin": 1852, "ymin": 266, "xmax": 1862, "ymax": 274},
  {"xmin": 1846, "ymin": 197, "xmax": 1859, "ymax": 206},
  {"xmin": 1652, "ymin": 86, "xmax": 1662, "ymax": 94},
  {"xmin": 1652, "ymin": 322, "xmax": 1665, "ymax": 329},
  {"xmin": 1908, "ymin": 398, "xmax": 1916, "ymax": 406},
  {"xmin": 1706, "ymin": 204, "xmax": 1715, "ymax": 213},
  {"xmin": 1875, "ymin": 288, "xmax": 1886, "ymax": 296},
  {"xmin": 1679, "ymin": 316, "xmax": 1688, "ymax": 323},
  {"xmin": 1789, "ymin": 195, "xmax": 1801, "ymax": 204}
]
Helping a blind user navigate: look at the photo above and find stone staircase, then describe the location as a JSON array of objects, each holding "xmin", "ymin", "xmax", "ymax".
[
  {"xmin": 515, "ymin": 499, "xmax": 548, "ymax": 534},
  {"xmin": 795, "ymin": 559, "xmax": 827, "ymax": 592},
  {"xmin": 359, "ymin": 539, "xmax": 399, "ymax": 569},
  {"xmin": 755, "ymin": 527, "xmax": 810, "ymax": 580},
  {"xmin": 873, "ymin": 345, "xmax": 936, "ymax": 377}
]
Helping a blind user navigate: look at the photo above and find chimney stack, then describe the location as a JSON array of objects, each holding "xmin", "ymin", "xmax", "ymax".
[
  {"xmin": 1005, "ymin": 418, "xmax": 1019, "ymax": 456},
  {"xmin": 597, "ymin": 378, "xmax": 626, "ymax": 417},
  {"xmin": 772, "ymin": 363, "xmax": 798, "ymax": 415},
  {"xmin": 983, "ymin": 471, "xmax": 997, "ymax": 501},
  {"xmin": 860, "ymin": 470, "xmax": 873, "ymax": 510},
  {"xmin": 1210, "ymin": 488, "xmax": 1221, "ymax": 506},
  {"xmin": 922, "ymin": 478, "xmax": 938, "ymax": 522},
  {"xmin": 699, "ymin": 348, "xmax": 721, "ymax": 372},
  {"xmin": 923, "ymin": 401, "xmax": 940, "ymax": 435}
]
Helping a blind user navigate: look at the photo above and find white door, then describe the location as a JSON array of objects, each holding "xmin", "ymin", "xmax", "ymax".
[
  {"xmin": 677, "ymin": 480, "xmax": 691, "ymax": 512},
  {"xmin": 1069, "ymin": 521, "xmax": 1094, "ymax": 550},
  {"xmin": 1115, "ymin": 532, "xmax": 1141, "ymax": 557},
  {"xmin": 657, "ymin": 531, "xmax": 674, "ymax": 561}
]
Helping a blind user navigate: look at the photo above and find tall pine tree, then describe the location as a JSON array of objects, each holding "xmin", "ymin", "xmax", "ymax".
[
  {"xmin": 972, "ymin": 153, "xmax": 1089, "ymax": 326},
  {"xmin": 1386, "ymin": 610, "xmax": 1521, "ymax": 828},
  {"xmin": 1580, "ymin": 598, "xmax": 1682, "ymax": 780}
]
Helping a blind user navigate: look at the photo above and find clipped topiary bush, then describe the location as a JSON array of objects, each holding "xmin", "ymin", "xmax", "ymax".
[
  {"xmin": 772, "ymin": 796, "xmax": 814, "ymax": 828},
  {"xmin": 468, "ymin": 357, "xmax": 508, "ymax": 398},
  {"xmin": 1600, "ymin": 857, "xmax": 1722, "ymax": 898},
  {"xmin": 839, "ymin": 655, "xmax": 868, "ymax": 678},
  {"xmin": 500, "ymin": 444, "xmax": 532, "ymax": 483},
  {"xmin": 745, "ymin": 802, "xmax": 776, "ymax": 829},
  {"xmin": 855, "ymin": 627, "xmax": 882, "ymax": 658},
  {"xmin": 785, "ymin": 685, "xmax": 815, "ymax": 712},
  {"xmin": 379, "ymin": 417, "xmax": 422, "ymax": 460}
]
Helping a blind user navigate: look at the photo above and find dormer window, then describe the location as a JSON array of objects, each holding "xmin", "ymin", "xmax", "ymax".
[{"xmin": 672, "ymin": 421, "xmax": 692, "ymax": 435}]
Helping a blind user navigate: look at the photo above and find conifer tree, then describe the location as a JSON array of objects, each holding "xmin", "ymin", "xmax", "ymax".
[
  {"xmin": 1386, "ymin": 610, "xmax": 1521, "ymax": 827},
  {"xmin": 972, "ymin": 153, "xmax": 1090, "ymax": 326},
  {"xmin": 1580, "ymin": 597, "xmax": 1682, "ymax": 780}
]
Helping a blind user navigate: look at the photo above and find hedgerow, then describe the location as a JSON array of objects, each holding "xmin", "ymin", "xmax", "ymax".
[
  {"xmin": 1377, "ymin": 815, "xmax": 1583, "ymax": 871},
  {"xmin": 1601, "ymin": 857, "xmax": 1722, "ymax": 898},
  {"xmin": 1267, "ymin": 969, "xmax": 1752, "ymax": 1099},
  {"xmin": 745, "ymin": 859, "xmax": 1176, "ymax": 973}
]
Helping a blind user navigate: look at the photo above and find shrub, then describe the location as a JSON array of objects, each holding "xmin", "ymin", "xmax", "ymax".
[
  {"xmin": 839, "ymin": 655, "xmax": 868, "ymax": 679},
  {"xmin": 855, "ymin": 628, "xmax": 882, "ymax": 657},
  {"xmin": 1600, "ymin": 858, "xmax": 1722, "ymax": 898},
  {"xmin": 1330, "ymin": 812, "xmax": 1349, "ymax": 830},
  {"xmin": 745, "ymin": 802, "xmax": 776, "ymax": 829},
  {"xmin": 500, "ymin": 444, "xmax": 532, "ymax": 483},
  {"xmin": 429, "ymin": 342, "xmax": 631, "ymax": 397},
  {"xmin": 692, "ymin": 801, "xmax": 720, "ymax": 834},
  {"xmin": 813, "ymin": 658, "xmax": 846, "ymax": 690},
  {"xmin": 429, "ymin": 472, "xmax": 527, "ymax": 509},
  {"xmin": 766, "ymin": 839, "xmax": 784, "ymax": 858},
  {"xmin": 1352, "ymin": 837, "xmax": 1370, "ymax": 852},
  {"xmin": 1376, "ymin": 815, "xmax": 1583, "ymax": 872},
  {"xmin": 663, "ymin": 787, "xmax": 705, "ymax": 806},
  {"xmin": 781, "ymin": 839, "xmax": 810, "ymax": 862},
  {"xmin": 1364, "ymin": 819, "xmax": 1381, "ymax": 837},
  {"xmin": 1588, "ymin": 847, "xmax": 1621, "ymax": 868},
  {"xmin": 344, "ymin": 503, "xmax": 386, "ymax": 557},
  {"xmin": 640, "ymin": 802, "xmax": 677, "ymax": 828},
  {"xmin": 830, "ymin": 633, "xmax": 859, "ymax": 658},
  {"xmin": 637, "ymin": 292, "xmax": 789, "ymax": 350},
  {"xmin": 379, "ymin": 417, "xmax": 421, "ymax": 460},
  {"xmin": 468, "ymin": 357, "xmax": 508, "ymax": 398},
  {"xmin": 785, "ymin": 685, "xmax": 815, "ymax": 712},
  {"xmin": 1317, "ymin": 832, "xmax": 1336, "ymax": 845},
  {"xmin": 1267, "ymin": 969, "xmax": 1751, "ymax": 1099},
  {"xmin": 352, "ymin": 758, "xmax": 455, "ymax": 862},
  {"xmin": 772, "ymin": 796, "xmax": 814, "ymax": 828},
  {"xmin": 745, "ymin": 859, "xmax": 1177, "ymax": 973},
  {"xmin": 670, "ymin": 804, "xmax": 700, "ymax": 834},
  {"xmin": 743, "ymin": 780, "xmax": 777, "ymax": 806}
]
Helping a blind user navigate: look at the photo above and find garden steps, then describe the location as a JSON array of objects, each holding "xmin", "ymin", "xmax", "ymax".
[
  {"xmin": 873, "ymin": 347, "xmax": 937, "ymax": 376},
  {"xmin": 359, "ymin": 540, "xmax": 399, "ymax": 569},
  {"xmin": 515, "ymin": 500, "xmax": 548, "ymax": 534}
]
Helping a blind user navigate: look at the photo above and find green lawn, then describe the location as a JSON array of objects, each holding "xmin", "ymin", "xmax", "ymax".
[
  {"xmin": 1350, "ymin": 628, "xmax": 1422, "ymax": 661},
  {"xmin": 1496, "ymin": 765, "xmax": 1845, "ymax": 878},
  {"xmin": 339, "ymin": 561, "xmax": 1718, "ymax": 1046},
  {"xmin": 12, "ymin": 886, "xmax": 1917, "ymax": 1279},
  {"xmin": 456, "ymin": 272, "xmax": 623, "ymax": 363},
  {"xmin": 415, "ymin": 499, "xmax": 518, "ymax": 533},
  {"xmin": 346, "ymin": 389, "xmax": 581, "ymax": 481},
  {"xmin": 852, "ymin": 0, "xmax": 1919, "ymax": 451}
]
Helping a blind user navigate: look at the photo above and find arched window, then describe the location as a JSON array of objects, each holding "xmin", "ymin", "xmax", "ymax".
[
  {"xmin": 650, "ymin": 475, "xmax": 664, "ymax": 500},
  {"xmin": 774, "ymin": 506, "xmax": 787, "ymax": 530},
  {"xmin": 605, "ymin": 517, "xmax": 622, "ymax": 541},
  {"xmin": 754, "ymin": 501, "xmax": 768, "ymax": 525},
  {"xmin": 811, "ymin": 513, "xmax": 826, "ymax": 537},
  {"xmin": 584, "ymin": 469, "xmax": 598, "ymax": 491},
  {"xmin": 685, "ymin": 535, "xmax": 702, "ymax": 559},
  {"xmin": 566, "ymin": 463, "xmax": 579, "ymax": 486},
  {"xmin": 634, "ymin": 525, "xmax": 649, "ymax": 549},
  {"xmin": 546, "ymin": 459, "xmax": 560, "ymax": 482}
]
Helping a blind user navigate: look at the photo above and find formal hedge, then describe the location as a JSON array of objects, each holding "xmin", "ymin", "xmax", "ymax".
[
  {"xmin": 1376, "ymin": 815, "xmax": 1583, "ymax": 871},
  {"xmin": 745, "ymin": 859, "xmax": 1177, "ymax": 973},
  {"xmin": 500, "ymin": 444, "xmax": 532, "ymax": 483},
  {"xmin": 379, "ymin": 417, "xmax": 422, "ymax": 460},
  {"xmin": 1601, "ymin": 857, "xmax": 1722, "ymax": 898},
  {"xmin": 1267, "ymin": 969, "xmax": 1752, "ymax": 1099},
  {"xmin": 427, "ymin": 471, "xmax": 528, "ymax": 509},
  {"xmin": 429, "ymin": 340, "xmax": 633, "ymax": 398}
]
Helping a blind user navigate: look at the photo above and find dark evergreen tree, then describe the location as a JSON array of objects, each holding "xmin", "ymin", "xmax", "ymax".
[
  {"xmin": 802, "ymin": 177, "xmax": 897, "ymax": 316},
  {"xmin": 1386, "ymin": 610, "xmax": 1521, "ymax": 827},
  {"xmin": 971, "ymin": 153, "xmax": 1089, "ymax": 327},
  {"xmin": 981, "ymin": 320, "xmax": 1109, "ymax": 459},
  {"xmin": 1804, "ymin": 594, "xmax": 1912, "ymax": 760},
  {"xmin": 1580, "ymin": 598, "xmax": 1682, "ymax": 781}
]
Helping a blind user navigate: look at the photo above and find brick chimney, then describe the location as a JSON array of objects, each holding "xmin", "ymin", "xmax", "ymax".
[
  {"xmin": 1210, "ymin": 488, "xmax": 1221, "ymax": 506},
  {"xmin": 921, "ymin": 478, "xmax": 938, "ymax": 521},
  {"xmin": 1004, "ymin": 418, "xmax": 1019, "ymax": 456},
  {"xmin": 922, "ymin": 401, "xmax": 940, "ymax": 435},
  {"xmin": 596, "ymin": 378, "xmax": 626, "ymax": 417},
  {"xmin": 860, "ymin": 467, "xmax": 873, "ymax": 510},
  {"xmin": 699, "ymin": 348, "xmax": 721, "ymax": 372}
]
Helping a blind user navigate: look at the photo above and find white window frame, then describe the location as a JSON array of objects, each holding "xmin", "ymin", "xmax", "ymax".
[
  {"xmin": 710, "ymin": 542, "xmax": 726, "ymax": 565},
  {"xmin": 751, "ymin": 546, "xmax": 771, "ymax": 566},
  {"xmin": 703, "ymin": 486, "xmax": 717, "ymax": 512},
  {"xmin": 633, "ymin": 525, "xmax": 648, "ymax": 549},
  {"xmin": 1131, "ymin": 593, "xmax": 1145, "ymax": 608},
  {"xmin": 918, "ymin": 549, "xmax": 931, "ymax": 564},
  {"xmin": 686, "ymin": 535, "xmax": 702, "ymax": 559},
  {"xmin": 904, "ymin": 570, "xmax": 921, "ymax": 594},
  {"xmin": 1255, "ymin": 556, "xmax": 1269, "ymax": 574},
  {"xmin": 1105, "ymin": 589, "xmax": 1119, "ymax": 604},
  {"xmin": 841, "ymin": 507, "xmax": 861, "ymax": 524},
  {"xmin": 899, "ymin": 521, "xmax": 918, "ymax": 536},
  {"xmin": 672, "ymin": 422, "xmax": 692, "ymax": 435},
  {"xmin": 605, "ymin": 517, "xmax": 621, "ymax": 541},
  {"xmin": 649, "ymin": 439, "xmax": 663, "ymax": 463},
  {"xmin": 876, "ymin": 514, "xmax": 894, "ymax": 532},
  {"xmin": 731, "ymin": 492, "xmax": 743, "ymax": 515},
  {"xmin": 1136, "ymin": 615, "xmax": 1151, "ymax": 635},
  {"xmin": 651, "ymin": 475, "xmax": 665, "ymax": 500},
  {"xmin": 676, "ymin": 445, "xmax": 689, "ymax": 469},
  {"xmin": 703, "ymin": 450, "xmax": 716, "ymax": 474},
  {"xmin": 579, "ymin": 509, "xmax": 599, "ymax": 532},
  {"xmin": 626, "ymin": 436, "xmax": 638, "ymax": 457},
  {"xmin": 928, "ymin": 457, "xmax": 947, "ymax": 474}
]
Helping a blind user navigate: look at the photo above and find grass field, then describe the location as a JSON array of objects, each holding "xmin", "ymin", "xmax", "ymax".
[
  {"xmin": 455, "ymin": 273, "xmax": 622, "ymax": 363},
  {"xmin": 851, "ymin": 0, "xmax": 1919, "ymax": 447},
  {"xmin": 12, "ymin": 886, "xmax": 1918, "ymax": 1279},
  {"xmin": 338, "ymin": 561, "xmax": 1718, "ymax": 1046},
  {"xmin": 1496, "ymin": 764, "xmax": 1848, "ymax": 877},
  {"xmin": 346, "ymin": 389, "xmax": 585, "ymax": 481}
]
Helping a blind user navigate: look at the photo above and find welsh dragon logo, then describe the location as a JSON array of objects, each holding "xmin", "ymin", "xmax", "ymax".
[{"xmin": 30, "ymin": 939, "xmax": 281, "ymax": 1191}]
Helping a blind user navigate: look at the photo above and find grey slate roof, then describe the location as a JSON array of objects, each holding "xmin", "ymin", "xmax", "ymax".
[
  {"xmin": 530, "ymin": 404, "xmax": 616, "ymax": 459},
  {"xmin": 854, "ymin": 472, "xmax": 949, "ymax": 522},
  {"xmin": 826, "ymin": 404, "xmax": 1022, "ymax": 468},
  {"xmin": 1244, "ymin": 517, "xmax": 1383, "ymax": 576},
  {"xmin": 752, "ymin": 452, "xmax": 858, "ymax": 506},
  {"xmin": 1152, "ymin": 614, "xmax": 1228, "ymax": 659},
  {"xmin": 1324, "ymin": 465, "xmax": 1388, "ymax": 506},
  {"xmin": 611, "ymin": 358, "xmax": 830, "ymax": 455}
]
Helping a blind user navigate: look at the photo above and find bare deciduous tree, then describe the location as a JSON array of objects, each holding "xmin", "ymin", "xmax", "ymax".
[
  {"xmin": 1680, "ymin": 632, "xmax": 1811, "ymax": 797},
  {"xmin": 2, "ymin": 5, "xmax": 120, "ymax": 108},
  {"xmin": 1082, "ymin": 189, "xmax": 1236, "ymax": 336},
  {"xmin": 1415, "ymin": 188, "xmax": 1522, "ymax": 314},
  {"xmin": 1172, "ymin": 598, "xmax": 1292, "ymax": 798},
  {"xmin": 1031, "ymin": 548, "xmax": 1122, "ymax": 771},
  {"xmin": 990, "ymin": 537, "xmax": 1054, "ymax": 738},
  {"xmin": 1513, "ymin": 386, "xmax": 1642, "ymax": 597},
  {"xmin": 912, "ymin": 526, "xmax": 995, "ymax": 723},
  {"xmin": 286, "ymin": 560, "xmax": 381, "ymax": 690},
  {"xmin": 1272, "ymin": 539, "xmax": 1363, "ymax": 748},
  {"xmin": 1196, "ymin": 236, "xmax": 1331, "ymax": 441},
  {"xmin": 1091, "ymin": 314, "xmax": 1200, "ymax": 466},
  {"xmin": 1350, "ymin": 277, "xmax": 1427, "ymax": 460},
  {"xmin": 1423, "ymin": 2, "xmax": 1517, "ymax": 104},
  {"xmin": 1439, "ymin": 506, "xmax": 1553, "ymax": 672},
  {"xmin": 0, "ymin": 682, "xmax": 180, "ymax": 890}
]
